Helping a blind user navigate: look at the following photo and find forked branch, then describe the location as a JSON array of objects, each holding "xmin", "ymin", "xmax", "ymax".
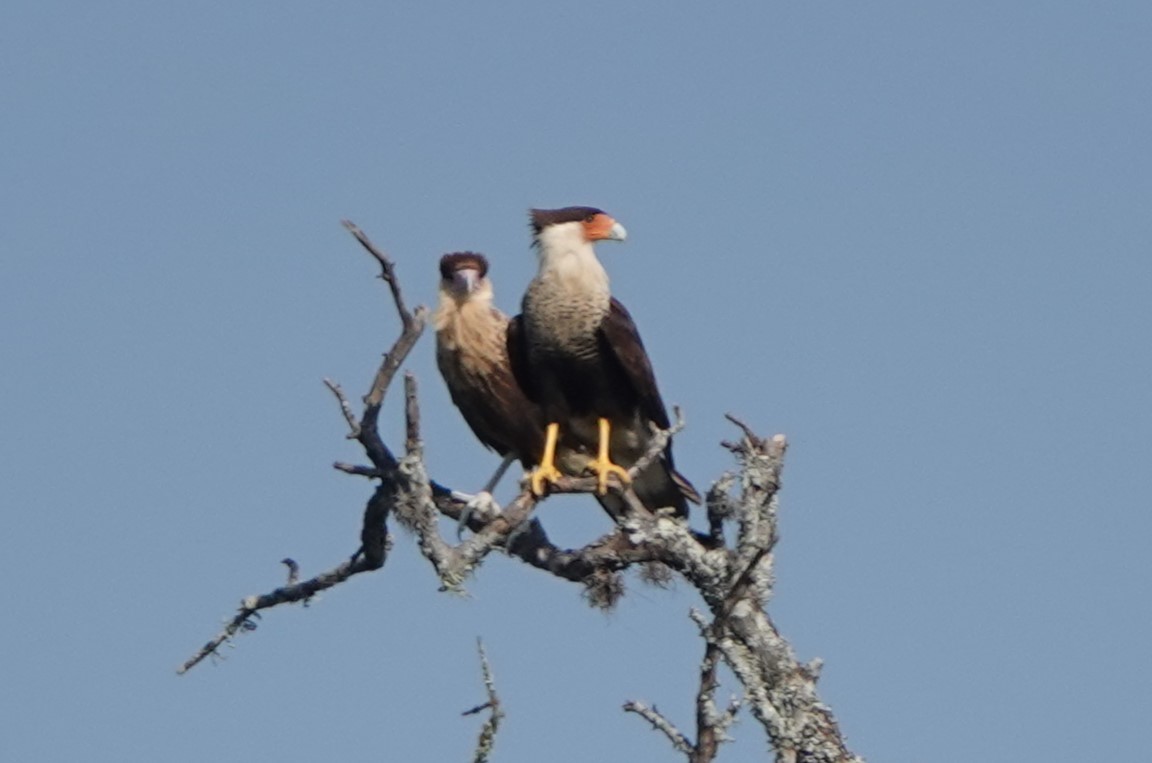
[{"xmin": 178, "ymin": 223, "xmax": 861, "ymax": 762}]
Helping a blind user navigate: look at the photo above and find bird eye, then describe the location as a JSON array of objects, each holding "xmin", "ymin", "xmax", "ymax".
[{"xmin": 584, "ymin": 213, "xmax": 597, "ymax": 222}]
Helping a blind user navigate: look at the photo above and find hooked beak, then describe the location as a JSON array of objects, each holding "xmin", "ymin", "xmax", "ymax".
[
  {"xmin": 452, "ymin": 267, "xmax": 480, "ymax": 294},
  {"xmin": 607, "ymin": 221, "xmax": 627, "ymax": 242}
]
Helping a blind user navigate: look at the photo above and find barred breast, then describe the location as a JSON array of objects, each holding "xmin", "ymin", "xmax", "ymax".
[{"xmin": 522, "ymin": 272, "xmax": 609, "ymax": 362}]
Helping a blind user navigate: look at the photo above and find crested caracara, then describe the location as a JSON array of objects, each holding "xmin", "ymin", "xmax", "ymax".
[
  {"xmin": 511, "ymin": 207, "xmax": 700, "ymax": 517},
  {"xmin": 435, "ymin": 252, "xmax": 545, "ymax": 495}
]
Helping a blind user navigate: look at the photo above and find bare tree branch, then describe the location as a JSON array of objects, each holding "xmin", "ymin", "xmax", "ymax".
[
  {"xmin": 631, "ymin": 404, "xmax": 688, "ymax": 478},
  {"xmin": 332, "ymin": 462, "xmax": 383, "ymax": 478},
  {"xmin": 179, "ymin": 220, "xmax": 423, "ymax": 672},
  {"xmin": 616, "ymin": 431, "xmax": 862, "ymax": 762},
  {"xmin": 341, "ymin": 218, "xmax": 414, "ymax": 332},
  {"xmin": 281, "ymin": 558, "xmax": 300, "ymax": 586},
  {"xmin": 623, "ymin": 700, "xmax": 695, "ymax": 756},
  {"xmin": 323, "ymin": 377, "xmax": 359, "ymax": 437},
  {"xmin": 693, "ymin": 642, "xmax": 734, "ymax": 762},
  {"xmin": 462, "ymin": 639, "xmax": 503, "ymax": 763},
  {"xmin": 179, "ymin": 223, "xmax": 862, "ymax": 762},
  {"xmin": 177, "ymin": 552, "xmax": 382, "ymax": 674}
]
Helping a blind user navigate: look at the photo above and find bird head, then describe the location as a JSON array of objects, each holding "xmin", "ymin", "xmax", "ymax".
[
  {"xmin": 529, "ymin": 207, "xmax": 627, "ymax": 247},
  {"xmin": 438, "ymin": 252, "xmax": 492, "ymax": 301}
]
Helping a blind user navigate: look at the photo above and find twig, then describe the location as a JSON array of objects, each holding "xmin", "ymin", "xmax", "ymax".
[
  {"xmin": 282, "ymin": 558, "xmax": 300, "ymax": 585},
  {"xmin": 693, "ymin": 641, "xmax": 742, "ymax": 762},
  {"xmin": 623, "ymin": 701, "xmax": 694, "ymax": 756},
  {"xmin": 332, "ymin": 462, "xmax": 383, "ymax": 478},
  {"xmin": 722, "ymin": 412, "xmax": 762, "ymax": 449},
  {"xmin": 340, "ymin": 220, "xmax": 426, "ymax": 426},
  {"xmin": 631, "ymin": 405, "xmax": 688, "ymax": 479},
  {"xmin": 693, "ymin": 642, "xmax": 722, "ymax": 762},
  {"xmin": 341, "ymin": 219, "xmax": 413, "ymax": 329},
  {"xmin": 462, "ymin": 639, "xmax": 503, "ymax": 763},
  {"xmin": 177, "ymin": 553, "xmax": 380, "ymax": 674},
  {"xmin": 704, "ymin": 472, "xmax": 737, "ymax": 546},
  {"xmin": 323, "ymin": 378, "xmax": 359, "ymax": 437},
  {"xmin": 359, "ymin": 302, "xmax": 427, "ymax": 437},
  {"xmin": 404, "ymin": 372, "xmax": 421, "ymax": 456},
  {"xmin": 179, "ymin": 221, "xmax": 421, "ymax": 672}
]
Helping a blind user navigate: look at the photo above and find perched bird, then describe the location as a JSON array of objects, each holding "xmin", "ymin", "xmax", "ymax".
[
  {"xmin": 512, "ymin": 206, "xmax": 700, "ymax": 517},
  {"xmin": 434, "ymin": 252, "xmax": 545, "ymax": 498},
  {"xmin": 436, "ymin": 251, "xmax": 651, "ymax": 523}
]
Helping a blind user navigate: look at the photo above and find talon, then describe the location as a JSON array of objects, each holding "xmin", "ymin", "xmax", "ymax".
[
  {"xmin": 456, "ymin": 490, "xmax": 498, "ymax": 538},
  {"xmin": 590, "ymin": 417, "xmax": 631, "ymax": 495},
  {"xmin": 592, "ymin": 459, "xmax": 631, "ymax": 495},
  {"xmin": 530, "ymin": 463, "xmax": 563, "ymax": 496},
  {"xmin": 530, "ymin": 422, "xmax": 563, "ymax": 496}
]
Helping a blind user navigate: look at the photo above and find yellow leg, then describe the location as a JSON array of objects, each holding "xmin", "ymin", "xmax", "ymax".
[
  {"xmin": 591, "ymin": 417, "xmax": 631, "ymax": 495},
  {"xmin": 529, "ymin": 422, "xmax": 564, "ymax": 496}
]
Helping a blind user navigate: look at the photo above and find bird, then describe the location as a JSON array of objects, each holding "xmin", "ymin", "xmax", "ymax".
[
  {"xmin": 434, "ymin": 252, "xmax": 546, "ymax": 505},
  {"xmin": 512, "ymin": 206, "xmax": 700, "ymax": 517},
  {"xmin": 436, "ymin": 250, "xmax": 669, "ymax": 524}
]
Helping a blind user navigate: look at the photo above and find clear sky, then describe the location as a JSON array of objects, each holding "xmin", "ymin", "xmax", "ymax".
[{"xmin": 4, "ymin": 2, "xmax": 1149, "ymax": 761}]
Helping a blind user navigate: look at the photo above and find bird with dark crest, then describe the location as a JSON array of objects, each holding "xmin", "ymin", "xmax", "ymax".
[{"xmin": 510, "ymin": 207, "xmax": 701, "ymax": 517}]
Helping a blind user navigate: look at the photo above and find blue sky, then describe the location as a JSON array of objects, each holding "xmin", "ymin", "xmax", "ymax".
[{"xmin": 4, "ymin": 2, "xmax": 1150, "ymax": 760}]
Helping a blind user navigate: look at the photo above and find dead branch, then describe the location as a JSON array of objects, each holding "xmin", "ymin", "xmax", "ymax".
[
  {"xmin": 178, "ymin": 222, "xmax": 862, "ymax": 762},
  {"xmin": 323, "ymin": 378, "xmax": 359, "ymax": 436},
  {"xmin": 692, "ymin": 641, "xmax": 739, "ymax": 762},
  {"xmin": 623, "ymin": 700, "xmax": 695, "ymax": 756},
  {"xmin": 178, "ymin": 221, "xmax": 423, "ymax": 673},
  {"xmin": 462, "ymin": 639, "xmax": 503, "ymax": 763},
  {"xmin": 342, "ymin": 219, "xmax": 415, "ymax": 332},
  {"xmin": 177, "ymin": 552, "xmax": 381, "ymax": 675}
]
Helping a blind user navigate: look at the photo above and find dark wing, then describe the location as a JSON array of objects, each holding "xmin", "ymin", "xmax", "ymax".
[
  {"xmin": 597, "ymin": 297, "xmax": 671, "ymax": 430},
  {"xmin": 505, "ymin": 313, "xmax": 538, "ymax": 404},
  {"xmin": 598, "ymin": 298, "xmax": 699, "ymax": 510}
]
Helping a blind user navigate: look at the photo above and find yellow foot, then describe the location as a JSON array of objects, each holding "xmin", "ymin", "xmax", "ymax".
[
  {"xmin": 590, "ymin": 416, "xmax": 631, "ymax": 494},
  {"xmin": 529, "ymin": 463, "xmax": 564, "ymax": 496},
  {"xmin": 590, "ymin": 456, "xmax": 631, "ymax": 495},
  {"xmin": 530, "ymin": 422, "xmax": 563, "ymax": 496}
]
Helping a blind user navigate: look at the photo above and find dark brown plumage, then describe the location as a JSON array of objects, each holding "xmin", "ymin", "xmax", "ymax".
[{"xmin": 513, "ymin": 207, "xmax": 700, "ymax": 517}]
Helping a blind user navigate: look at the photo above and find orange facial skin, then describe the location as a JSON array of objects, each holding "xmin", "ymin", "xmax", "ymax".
[{"xmin": 581, "ymin": 212, "xmax": 620, "ymax": 241}]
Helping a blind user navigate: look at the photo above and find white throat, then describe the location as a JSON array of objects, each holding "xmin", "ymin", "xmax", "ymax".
[
  {"xmin": 535, "ymin": 221, "xmax": 610, "ymax": 295},
  {"xmin": 433, "ymin": 280, "xmax": 496, "ymax": 334}
]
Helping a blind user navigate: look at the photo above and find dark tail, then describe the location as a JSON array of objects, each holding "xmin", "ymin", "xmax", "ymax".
[{"xmin": 628, "ymin": 459, "xmax": 699, "ymax": 518}]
